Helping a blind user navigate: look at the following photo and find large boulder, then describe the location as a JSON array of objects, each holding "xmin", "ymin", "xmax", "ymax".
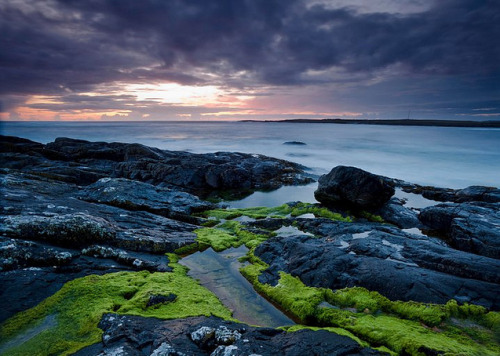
[{"xmin": 315, "ymin": 166, "xmax": 395, "ymax": 210}]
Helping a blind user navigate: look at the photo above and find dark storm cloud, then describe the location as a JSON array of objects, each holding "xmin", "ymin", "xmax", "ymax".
[{"xmin": 1, "ymin": 0, "xmax": 498, "ymax": 106}]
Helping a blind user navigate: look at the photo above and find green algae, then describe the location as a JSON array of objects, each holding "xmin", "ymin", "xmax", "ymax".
[
  {"xmin": 0, "ymin": 254, "xmax": 233, "ymax": 356},
  {"xmin": 200, "ymin": 203, "xmax": 353, "ymax": 222},
  {"xmin": 359, "ymin": 211, "xmax": 385, "ymax": 223},
  {"xmin": 193, "ymin": 220, "xmax": 271, "ymax": 252},
  {"xmin": 240, "ymin": 251, "xmax": 500, "ymax": 356}
]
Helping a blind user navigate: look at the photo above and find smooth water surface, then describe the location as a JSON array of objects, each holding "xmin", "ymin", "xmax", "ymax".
[
  {"xmin": 2, "ymin": 121, "xmax": 499, "ymax": 188},
  {"xmin": 179, "ymin": 245, "xmax": 294, "ymax": 327}
]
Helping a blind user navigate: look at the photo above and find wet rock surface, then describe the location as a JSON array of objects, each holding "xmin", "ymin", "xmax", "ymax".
[
  {"xmin": 254, "ymin": 220, "xmax": 500, "ymax": 309},
  {"xmin": 419, "ymin": 202, "xmax": 500, "ymax": 259},
  {"xmin": 74, "ymin": 314, "xmax": 383, "ymax": 356},
  {"xmin": 0, "ymin": 135, "xmax": 312, "ymax": 325},
  {"xmin": 377, "ymin": 198, "xmax": 422, "ymax": 229},
  {"xmin": 1, "ymin": 135, "xmax": 313, "ymax": 195},
  {"xmin": 1, "ymin": 136, "xmax": 499, "ymax": 354},
  {"xmin": 0, "ymin": 171, "xmax": 196, "ymax": 322},
  {"xmin": 314, "ymin": 166, "xmax": 395, "ymax": 210},
  {"xmin": 403, "ymin": 184, "xmax": 500, "ymax": 203}
]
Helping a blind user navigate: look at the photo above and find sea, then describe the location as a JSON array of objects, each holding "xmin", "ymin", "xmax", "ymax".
[{"xmin": 2, "ymin": 121, "xmax": 499, "ymax": 205}]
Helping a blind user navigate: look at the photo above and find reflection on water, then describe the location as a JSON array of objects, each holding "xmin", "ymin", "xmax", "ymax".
[
  {"xmin": 179, "ymin": 246, "xmax": 294, "ymax": 327},
  {"xmin": 394, "ymin": 188, "xmax": 435, "ymax": 210},
  {"xmin": 227, "ymin": 182, "xmax": 318, "ymax": 208}
]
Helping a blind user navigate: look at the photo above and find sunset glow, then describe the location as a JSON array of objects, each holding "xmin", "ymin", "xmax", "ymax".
[{"xmin": 1, "ymin": 0, "xmax": 498, "ymax": 121}]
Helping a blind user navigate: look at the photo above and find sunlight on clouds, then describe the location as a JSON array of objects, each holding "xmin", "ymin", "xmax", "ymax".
[
  {"xmin": 12, "ymin": 106, "xmax": 131, "ymax": 121},
  {"xmin": 124, "ymin": 83, "xmax": 222, "ymax": 105}
]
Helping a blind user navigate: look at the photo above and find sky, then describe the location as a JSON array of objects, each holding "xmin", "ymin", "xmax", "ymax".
[{"xmin": 0, "ymin": 0, "xmax": 499, "ymax": 121}]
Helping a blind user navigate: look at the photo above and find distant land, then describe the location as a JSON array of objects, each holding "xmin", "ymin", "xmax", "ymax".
[{"xmin": 241, "ymin": 118, "xmax": 500, "ymax": 128}]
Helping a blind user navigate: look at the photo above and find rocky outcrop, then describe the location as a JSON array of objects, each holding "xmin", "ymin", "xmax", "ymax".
[
  {"xmin": 0, "ymin": 169, "xmax": 199, "ymax": 322},
  {"xmin": 78, "ymin": 177, "xmax": 213, "ymax": 223},
  {"xmin": 1, "ymin": 135, "xmax": 313, "ymax": 195},
  {"xmin": 314, "ymin": 166, "xmax": 395, "ymax": 210},
  {"xmin": 402, "ymin": 184, "xmax": 500, "ymax": 204},
  {"xmin": 74, "ymin": 314, "xmax": 383, "ymax": 356},
  {"xmin": 253, "ymin": 220, "xmax": 500, "ymax": 309},
  {"xmin": 377, "ymin": 198, "xmax": 421, "ymax": 229},
  {"xmin": 419, "ymin": 202, "xmax": 500, "ymax": 259}
]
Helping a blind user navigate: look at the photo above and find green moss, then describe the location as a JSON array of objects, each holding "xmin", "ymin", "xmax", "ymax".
[
  {"xmin": 194, "ymin": 221, "xmax": 270, "ymax": 252},
  {"xmin": 0, "ymin": 255, "xmax": 233, "ymax": 356},
  {"xmin": 201, "ymin": 203, "xmax": 352, "ymax": 222},
  {"xmin": 240, "ymin": 251, "xmax": 500, "ymax": 356},
  {"xmin": 358, "ymin": 211, "xmax": 385, "ymax": 223},
  {"xmin": 174, "ymin": 242, "xmax": 201, "ymax": 256},
  {"xmin": 289, "ymin": 202, "xmax": 353, "ymax": 222}
]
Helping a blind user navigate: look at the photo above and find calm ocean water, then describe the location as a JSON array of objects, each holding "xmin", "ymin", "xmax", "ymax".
[{"xmin": 1, "ymin": 121, "xmax": 499, "ymax": 191}]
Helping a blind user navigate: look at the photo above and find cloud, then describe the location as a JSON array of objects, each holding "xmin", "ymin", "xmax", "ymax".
[{"xmin": 0, "ymin": 0, "xmax": 499, "ymax": 120}]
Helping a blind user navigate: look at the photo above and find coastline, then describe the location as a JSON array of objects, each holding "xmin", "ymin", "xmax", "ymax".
[
  {"xmin": 241, "ymin": 118, "xmax": 500, "ymax": 128},
  {"xmin": 1, "ymin": 136, "xmax": 499, "ymax": 356}
]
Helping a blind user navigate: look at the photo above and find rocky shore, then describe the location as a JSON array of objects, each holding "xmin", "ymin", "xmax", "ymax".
[{"xmin": 1, "ymin": 136, "xmax": 499, "ymax": 355}]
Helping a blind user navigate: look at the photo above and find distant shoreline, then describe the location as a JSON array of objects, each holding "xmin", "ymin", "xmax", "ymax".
[{"xmin": 240, "ymin": 118, "xmax": 500, "ymax": 128}]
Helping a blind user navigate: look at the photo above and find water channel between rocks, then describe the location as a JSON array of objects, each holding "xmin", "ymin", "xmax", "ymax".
[{"xmin": 179, "ymin": 245, "xmax": 295, "ymax": 328}]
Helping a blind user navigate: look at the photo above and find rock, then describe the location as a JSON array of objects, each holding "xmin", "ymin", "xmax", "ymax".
[
  {"xmin": 419, "ymin": 202, "xmax": 500, "ymax": 259},
  {"xmin": 78, "ymin": 177, "xmax": 213, "ymax": 223},
  {"xmin": 73, "ymin": 314, "xmax": 383, "ymax": 355},
  {"xmin": 0, "ymin": 237, "xmax": 74, "ymax": 272},
  {"xmin": 0, "ymin": 170, "xmax": 197, "ymax": 321},
  {"xmin": 283, "ymin": 141, "xmax": 307, "ymax": 145},
  {"xmin": 147, "ymin": 293, "xmax": 177, "ymax": 307},
  {"xmin": 402, "ymin": 184, "xmax": 500, "ymax": 204},
  {"xmin": 1, "ymin": 213, "xmax": 116, "ymax": 247},
  {"xmin": 314, "ymin": 166, "xmax": 395, "ymax": 210},
  {"xmin": 0, "ymin": 136, "xmax": 312, "ymax": 194},
  {"xmin": 377, "ymin": 198, "xmax": 421, "ymax": 229},
  {"xmin": 254, "ymin": 220, "xmax": 500, "ymax": 309}
]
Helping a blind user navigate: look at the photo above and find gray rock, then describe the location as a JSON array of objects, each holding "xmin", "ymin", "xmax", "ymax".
[
  {"xmin": 79, "ymin": 177, "xmax": 213, "ymax": 223},
  {"xmin": 315, "ymin": 166, "xmax": 395, "ymax": 210},
  {"xmin": 1, "ymin": 136, "xmax": 312, "ymax": 194},
  {"xmin": 254, "ymin": 221, "xmax": 500, "ymax": 309},
  {"xmin": 377, "ymin": 198, "xmax": 421, "ymax": 228},
  {"xmin": 74, "ymin": 314, "xmax": 383, "ymax": 356},
  {"xmin": 419, "ymin": 202, "xmax": 500, "ymax": 259}
]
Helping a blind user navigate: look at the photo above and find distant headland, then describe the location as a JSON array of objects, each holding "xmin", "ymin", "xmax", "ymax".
[{"xmin": 241, "ymin": 118, "xmax": 500, "ymax": 128}]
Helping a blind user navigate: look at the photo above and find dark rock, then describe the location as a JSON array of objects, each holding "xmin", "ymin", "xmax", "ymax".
[
  {"xmin": 377, "ymin": 198, "xmax": 421, "ymax": 229},
  {"xmin": 147, "ymin": 293, "xmax": 177, "ymax": 307},
  {"xmin": 254, "ymin": 221, "xmax": 500, "ymax": 309},
  {"xmin": 315, "ymin": 166, "xmax": 395, "ymax": 210},
  {"xmin": 0, "ymin": 237, "xmax": 74, "ymax": 271},
  {"xmin": 0, "ymin": 170, "xmax": 196, "ymax": 320},
  {"xmin": 1, "ymin": 136, "xmax": 312, "ymax": 194},
  {"xmin": 283, "ymin": 141, "xmax": 307, "ymax": 145},
  {"xmin": 402, "ymin": 184, "xmax": 500, "ymax": 204},
  {"xmin": 419, "ymin": 202, "xmax": 500, "ymax": 259},
  {"xmin": 2, "ymin": 213, "xmax": 116, "ymax": 247},
  {"xmin": 78, "ymin": 177, "xmax": 214, "ymax": 223},
  {"xmin": 73, "ymin": 314, "xmax": 384, "ymax": 356}
]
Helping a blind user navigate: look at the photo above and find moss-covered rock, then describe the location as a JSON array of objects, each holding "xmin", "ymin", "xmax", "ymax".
[
  {"xmin": 200, "ymin": 202, "xmax": 353, "ymax": 222},
  {"xmin": 0, "ymin": 255, "xmax": 233, "ymax": 356},
  {"xmin": 240, "ymin": 251, "xmax": 500, "ymax": 356}
]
